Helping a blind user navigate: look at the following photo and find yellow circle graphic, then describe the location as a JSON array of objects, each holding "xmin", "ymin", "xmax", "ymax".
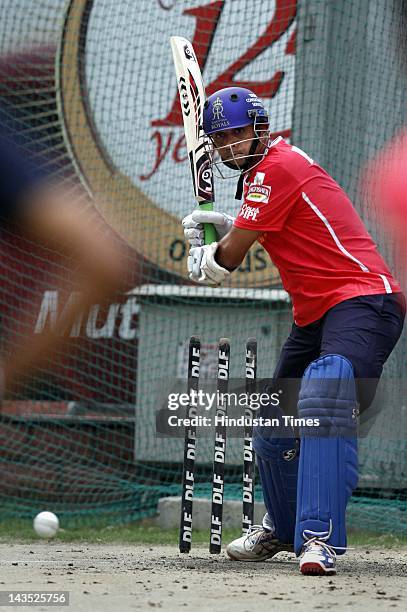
[{"xmin": 58, "ymin": 0, "xmax": 280, "ymax": 287}]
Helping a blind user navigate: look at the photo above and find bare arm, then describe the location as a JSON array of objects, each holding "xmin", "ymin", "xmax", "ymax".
[
  {"xmin": 2, "ymin": 185, "xmax": 127, "ymax": 391},
  {"xmin": 215, "ymin": 225, "xmax": 262, "ymax": 271}
]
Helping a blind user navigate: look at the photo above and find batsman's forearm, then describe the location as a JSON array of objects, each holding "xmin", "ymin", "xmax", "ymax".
[
  {"xmin": 215, "ymin": 238, "xmax": 242, "ymax": 272},
  {"xmin": 215, "ymin": 226, "xmax": 261, "ymax": 272}
]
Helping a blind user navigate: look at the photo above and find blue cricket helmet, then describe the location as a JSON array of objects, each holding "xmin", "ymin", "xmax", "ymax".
[{"xmin": 203, "ymin": 87, "xmax": 268, "ymax": 135}]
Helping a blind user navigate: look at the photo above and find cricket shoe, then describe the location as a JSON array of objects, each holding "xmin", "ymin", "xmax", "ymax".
[
  {"xmin": 226, "ymin": 525, "xmax": 294, "ymax": 562},
  {"xmin": 299, "ymin": 536, "xmax": 337, "ymax": 575}
]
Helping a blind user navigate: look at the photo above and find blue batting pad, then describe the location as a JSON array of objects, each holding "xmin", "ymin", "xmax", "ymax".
[
  {"xmin": 294, "ymin": 354, "xmax": 359, "ymax": 556},
  {"xmin": 253, "ymin": 434, "xmax": 299, "ymax": 544}
]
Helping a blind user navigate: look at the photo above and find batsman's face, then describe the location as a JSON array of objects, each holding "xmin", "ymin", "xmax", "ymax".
[{"xmin": 210, "ymin": 125, "xmax": 266, "ymax": 169}]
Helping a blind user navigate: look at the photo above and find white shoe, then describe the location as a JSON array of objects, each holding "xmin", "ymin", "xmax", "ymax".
[
  {"xmin": 299, "ymin": 538, "xmax": 337, "ymax": 575},
  {"xmin": 226, "ymin": 525, "xmax": 294, "ymax": 562}
]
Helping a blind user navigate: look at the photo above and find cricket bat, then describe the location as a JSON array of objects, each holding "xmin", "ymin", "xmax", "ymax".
[{"xmin": 170, "ymin": 36, "xmax": 217, "ymax": 245}]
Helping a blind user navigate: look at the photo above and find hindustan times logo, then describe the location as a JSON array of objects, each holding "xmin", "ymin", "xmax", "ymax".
[{"xmin": 167, "ymin": 413, "xmax": 321, "ymax": 428}]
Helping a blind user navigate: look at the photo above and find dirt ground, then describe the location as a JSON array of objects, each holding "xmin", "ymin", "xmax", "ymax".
[{"xmin": 0, "ymin": 543, "xmax": 406, "ymax": 611}]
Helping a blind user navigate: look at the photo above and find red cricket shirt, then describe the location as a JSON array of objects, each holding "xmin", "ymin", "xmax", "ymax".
[{"xmin": 234, "ymin": 137, "xmax": 401, "ymax": 326}]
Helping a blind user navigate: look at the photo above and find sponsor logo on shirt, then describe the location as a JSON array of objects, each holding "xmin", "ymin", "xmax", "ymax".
[
  {"xmin": 239, "ymin": 203, "xmax": 260, "ymax": 221},
  {"xmin": 246, "ymin": 183, "xmax": 271, "ymax": 203}
]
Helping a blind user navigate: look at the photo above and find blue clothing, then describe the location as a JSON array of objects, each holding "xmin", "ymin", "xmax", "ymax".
[
  {"xmin": 0, "ymin": 103, "xmax": 48, "ymax": 223},
  {"xmin": 295, "ymin": 354, "xmax": 359, "ymax": 555},
  {"xmin": 273, "ymin": 293, "xmax": 405, "ymax": 412},
  {"xmin": 0, "ymin": 132, "xmax": 46, "ymax": 223},
  {"xmin": 254, "ymin": 293, "xmax": 405, "ymax": 545}
]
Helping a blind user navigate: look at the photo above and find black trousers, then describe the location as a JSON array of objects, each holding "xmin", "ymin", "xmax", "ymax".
[{"xmin": 273, "ymin": 293, "xmax": 405, "ymax": 413}]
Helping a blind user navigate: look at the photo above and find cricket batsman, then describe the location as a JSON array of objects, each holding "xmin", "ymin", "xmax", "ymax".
[{"xmin": 182, "ymin": 87, "xmax": 405, "ymax": 575}]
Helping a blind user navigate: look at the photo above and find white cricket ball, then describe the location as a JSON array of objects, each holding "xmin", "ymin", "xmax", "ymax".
[{"xmin": 33, "ymin": 511, "xmax": 59, "ymax": 538}]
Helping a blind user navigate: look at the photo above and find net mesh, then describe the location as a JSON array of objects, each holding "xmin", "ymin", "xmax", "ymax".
[{"xmin": 0, "ymin": 0, "xmax": 406, "ymax": 533}]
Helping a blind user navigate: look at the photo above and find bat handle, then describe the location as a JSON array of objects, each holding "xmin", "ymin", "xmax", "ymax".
[{"xmin": 199, "ymin": 201, "xmax": 217, "ymax": 245}]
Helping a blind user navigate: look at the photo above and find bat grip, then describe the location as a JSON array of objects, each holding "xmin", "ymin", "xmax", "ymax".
[{"xmin": 199, "ymin": 201, "xmax": 217, "ymax": 245}]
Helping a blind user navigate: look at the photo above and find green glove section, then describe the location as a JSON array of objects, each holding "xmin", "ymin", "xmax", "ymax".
[{"xmin": 199, "ymin": 201, "xmax": 217, "ymax": 244}]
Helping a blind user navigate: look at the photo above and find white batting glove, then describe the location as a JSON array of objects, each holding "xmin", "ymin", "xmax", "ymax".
[
  {"xmin": 182, "ymin": 210, "xmax": 235, "ymax": 248},
  {"xmin": 188, "ymin": 242, "xmax": 230, "ymax": 286}
]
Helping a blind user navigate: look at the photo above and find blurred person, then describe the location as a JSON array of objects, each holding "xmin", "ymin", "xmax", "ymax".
[
  {"xmin": 365, "ymin": 0, "xmax": 407, "ymax": 275},
  {"xmin": 0, "ymin": 111, "xmax": 127, "ymax": 395},
  {"xmin": 364, "ymin": 128, "xmax": 407, "ymax": 274},
  {"xmin": 182, "ymin": 87, "xmax": 405, "ymax": 575}
]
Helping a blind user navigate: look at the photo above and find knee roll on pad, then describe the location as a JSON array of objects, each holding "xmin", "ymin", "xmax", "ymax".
[
  {"xmin": 253, "ymin": 433, "xmax": 299, "ymax": 544},
  {"xmin": 294, "ymin": 354, "xmax": 359, "ymax": 556}
]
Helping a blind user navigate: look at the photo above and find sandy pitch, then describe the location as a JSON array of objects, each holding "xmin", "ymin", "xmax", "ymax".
[{"xmin": 0, "ymin": 543, "xmax": 406, "ymax": 611}]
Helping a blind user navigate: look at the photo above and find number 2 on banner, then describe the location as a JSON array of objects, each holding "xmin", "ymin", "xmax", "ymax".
[{"xmin": 154, "ymin": 0, "xmax": 297, "ymax": 127}]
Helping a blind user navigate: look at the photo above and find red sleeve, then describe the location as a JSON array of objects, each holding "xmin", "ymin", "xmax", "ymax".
[{"xmin": 234, "ymin": 164, "xmax": 299, "ymax": 232}]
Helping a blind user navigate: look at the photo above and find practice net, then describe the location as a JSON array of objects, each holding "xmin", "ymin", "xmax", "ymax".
[{"xmin": 0, "ymin": 0, "xmax": 406, "ymax": 534}]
